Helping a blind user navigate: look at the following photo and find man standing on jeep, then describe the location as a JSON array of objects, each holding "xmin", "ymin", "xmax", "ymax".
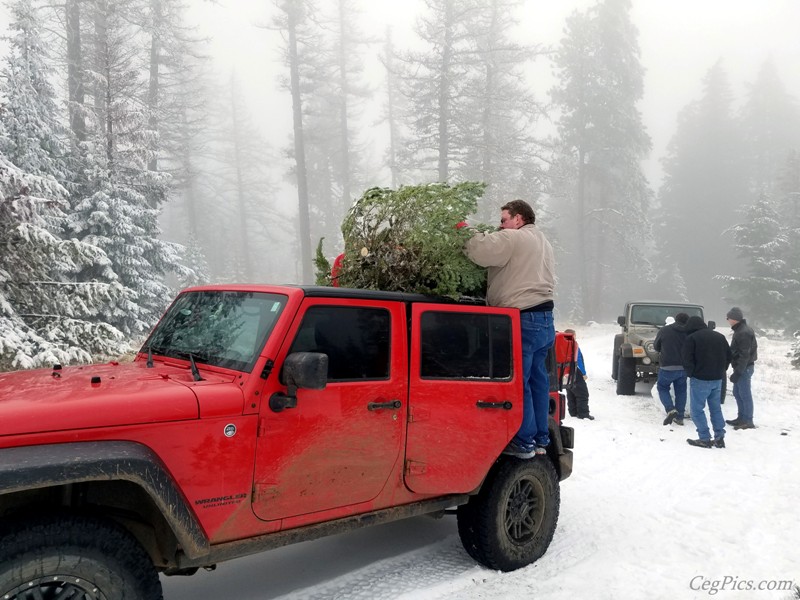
[
  {"xmin": 464, "ymin": 199, "xmax": 555, "ymax": 458},
  {"xmin": 654, "ymin": 312, "xmax": 690, "ymax": 426},
  {"xmin": 725, "ymin": 306, "xmax": 758, "ymax": 430}
]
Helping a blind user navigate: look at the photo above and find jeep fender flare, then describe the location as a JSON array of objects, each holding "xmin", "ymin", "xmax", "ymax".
[
  {"xmin": 0, "ymin": 440, "xmax": 209, "ymax": 559},
  {"xmin": 619, "ymin": 343, "xmax": 637, "ymax": 358}
]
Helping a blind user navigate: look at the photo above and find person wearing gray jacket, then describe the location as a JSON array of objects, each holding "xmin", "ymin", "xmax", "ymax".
[{"xmin": 464, "ymin": 199, "xmax": 555, "ymax": 459}]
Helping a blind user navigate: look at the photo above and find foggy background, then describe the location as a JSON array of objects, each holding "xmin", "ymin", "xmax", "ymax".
[{"xmin": 2, "ymin": 0, "xmax": 800, "ymax": 368}]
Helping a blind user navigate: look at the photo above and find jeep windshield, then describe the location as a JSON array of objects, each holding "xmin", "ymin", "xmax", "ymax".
[
  {"xmin": 630, "ymin": 304, "xmax": 703, "ymax": 327},
  {"xmin": 142, "ymin": 291, "xmax": 287, "ymax": 372}
]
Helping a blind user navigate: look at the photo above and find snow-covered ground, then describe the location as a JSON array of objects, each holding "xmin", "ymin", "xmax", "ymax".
[{"xmin": 162, "ymin": 323, "xmax": 800, "ymax": 600}]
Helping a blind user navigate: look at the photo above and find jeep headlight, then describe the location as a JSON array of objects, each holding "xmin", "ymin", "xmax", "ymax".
[{"xmin": 644, "ymin": 341, "xmax": 656, "ymax": 354}]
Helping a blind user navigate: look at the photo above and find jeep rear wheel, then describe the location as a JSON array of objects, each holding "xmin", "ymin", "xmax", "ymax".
[
  {"xmin": 456, "ymin": 457, "xmax": 559, "ymax": 572},
  {"xmin": 0, "ymin": 516, "xmax": 162, "ymax": 600},
  {"xmin": 616, "ymin": 356, "xmax": 636, "ymax": 395}
]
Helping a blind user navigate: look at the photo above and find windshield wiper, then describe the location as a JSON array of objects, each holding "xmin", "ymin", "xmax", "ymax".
[
  {"xmin": 166, "ymin": 350, "xmax": 206, "ymax": 381},
  {"xmin": 146, "ymin": 343, "xmax": 154, "ymax": 368},
  {"xmin": 188, "ymin": 353, "xmax": 203, "ymax": 381}
]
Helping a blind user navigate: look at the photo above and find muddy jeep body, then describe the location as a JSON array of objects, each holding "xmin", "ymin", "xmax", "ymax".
[
  {"xmin": 612, "ymin": 301, "xmax": 705, "ymax": 395},
  {"xmin": 0, "ymin": 285, "xmax": 574, "ymax": 599}
]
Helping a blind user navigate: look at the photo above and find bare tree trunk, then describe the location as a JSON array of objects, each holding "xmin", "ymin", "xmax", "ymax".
[
  {"xmin": 383, "ymin": 28, "xmax": 399, "ymax": 188},
  {"xmin": 578, "ymin": 147, "xmax": 588, "ymax": 321},
  {"xmin": 93, "ymin": 0, "xmax": 113, "ymax": 168},
  {"xmin": 66, "ymin": 0, "xmax": 86, "ymax": 142},
  {"xmin": 437, "ymin": 0, "xmax": 453, "ymax": 183},
  {"xmin": 287, "ymin": 2, "xmax": 312, "ymax": 283},
  {"xmin": 147, "ymin": 0, "xmax": 161, "ymax": 176},
  {"xmin": 337, "ymin": 0, "xmax": 351, "ymax": 207},
  {"xmin": 230, "ymin": 81, "xmax": 253, "ymax": 280}
]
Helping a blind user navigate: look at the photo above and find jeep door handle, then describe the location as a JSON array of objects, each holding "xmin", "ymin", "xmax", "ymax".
[
  {"xmin": 367, "ymin": 399, "xmax": 402, "ymax": 411},
  {"xmin": 476, "ymin": 400, "xmax": 513, "ymax": 410}
]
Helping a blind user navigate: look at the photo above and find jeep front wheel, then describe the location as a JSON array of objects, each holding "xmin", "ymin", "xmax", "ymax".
[
  {"xmin": 611, "ymin": 334, "xmax": 623, "ymax": 380},
  {"xmin": 456, "ymin": 457, "xmax": 559, "ymax": 572},
  {"xmin": 616, "ymin": 356, "xmax": 636, "ymax": 395},
  {"xmin": 0, "ymin": 515, "xmax": 163, "ymax": 600}
]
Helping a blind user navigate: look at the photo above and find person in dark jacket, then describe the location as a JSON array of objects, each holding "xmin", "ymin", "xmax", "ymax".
[
  {"xmin": 725, "ymin": 306, "xmax": 758, "ymax": 430},
  {"xmin": 654, "ymin": 312, "xmax": 689, "ymax": 426},
  {"xmin": 682, "ymin": 316, "xmax": 732, "ymax": 448}
]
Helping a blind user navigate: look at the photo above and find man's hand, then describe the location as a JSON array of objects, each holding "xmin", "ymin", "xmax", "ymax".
[{"xmin": 729, "ymin": 371, "xmax": 740, "ymax": 383}]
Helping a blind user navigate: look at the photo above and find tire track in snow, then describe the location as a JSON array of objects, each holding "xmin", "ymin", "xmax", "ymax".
[{"xmin": 270, "ymin": 535, "xmax": 481, "ymax": 600}]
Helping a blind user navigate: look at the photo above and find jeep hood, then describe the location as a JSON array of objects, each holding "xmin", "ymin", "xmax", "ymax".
[{"xmin": 0, "ymin": 361, "xmax": 214, "ymax": 437}]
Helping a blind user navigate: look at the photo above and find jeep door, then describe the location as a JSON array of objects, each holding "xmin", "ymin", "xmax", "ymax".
[
  {"xmin": 405, "ymin": 304, "xmax": 523, "ymax": 494},
  {"xmin": 252, "ymin": 298, "xmax": 407, "ymax": 522}
]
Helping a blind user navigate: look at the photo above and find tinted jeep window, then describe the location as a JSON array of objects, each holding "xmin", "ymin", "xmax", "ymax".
[
  {"xmin": 420, "ymin": 312, "xmax": 511, "ymax": 380},
  {"xmin": 288, "ymin": 306, "xmax": 391, "ymax": 381}
]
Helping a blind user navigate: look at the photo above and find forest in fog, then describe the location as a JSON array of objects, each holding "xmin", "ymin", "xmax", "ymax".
[{"xmin": 1, "ymin": 0, "xmax": 800, "ymax": 370}]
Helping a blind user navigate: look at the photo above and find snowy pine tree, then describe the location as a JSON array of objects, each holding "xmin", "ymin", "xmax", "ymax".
[
  {"xmin": 65, "ymin": 0, "xmax": 186, "ymax": 336},
  {"xmin": 719, "ymin": 194, "xmax": 790, "ymax": 327},
  {"xmin": 0, "ymin": 0, "xmax": 127, "ymax": 370}
]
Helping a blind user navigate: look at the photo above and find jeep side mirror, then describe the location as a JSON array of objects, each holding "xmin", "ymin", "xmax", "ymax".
[
  {"xmin": 617, "ymin": 316, "xmax": 625, "ymax": 327},
  {"xmin": 708, "ymin": 320, "xmax": 716, "ymax": 330},
  {"xmin": 270, "ymin": 352, "xmax": 328, "ymax": 413}
]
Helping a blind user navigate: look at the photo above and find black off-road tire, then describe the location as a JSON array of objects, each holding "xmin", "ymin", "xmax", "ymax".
[
  {"xmin": 0, "ymin": 515, "xmax": 163, "ymax": 600},
  {"xmin": 611, "ymin": 334, "xmax": 623, "ymax": 381},
  {"xmin": 616, "ymin": 356, "xmax": 636, "ymax": 395},
  {"xmin": 456, "ymin": 457, "xmax": 560, "ymax": 572}
]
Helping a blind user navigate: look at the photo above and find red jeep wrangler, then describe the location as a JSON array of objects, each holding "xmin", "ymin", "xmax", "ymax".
[{"xmin": 0, "ymin": 285, "xmax": 574, "ymax": 599}]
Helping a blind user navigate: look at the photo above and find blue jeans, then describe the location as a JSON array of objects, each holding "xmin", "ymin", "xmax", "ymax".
[
  {"xmin": 656, "ymin": 369, "xmax": 687, "ymax": 416},
  {"xmin": 732, "ymin": 365, "xmax": 755, "ymax": 422},
  {"xmin": 689, "ymin": 378, "xmax": 725, "ymax": 441},
  {"xmin": 514, "ymin": 311, "xmax": 555, "ymax": 449}
]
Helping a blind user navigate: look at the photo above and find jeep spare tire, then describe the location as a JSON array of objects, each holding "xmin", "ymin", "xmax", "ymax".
[{"xmin": 456, "ymin": 457, "xmax": 559, "ymax": 572}]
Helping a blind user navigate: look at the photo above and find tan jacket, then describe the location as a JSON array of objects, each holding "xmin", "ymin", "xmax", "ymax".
[{"xmin": 464, "ymin": 224, "xmax": 555, "ymax": 309}]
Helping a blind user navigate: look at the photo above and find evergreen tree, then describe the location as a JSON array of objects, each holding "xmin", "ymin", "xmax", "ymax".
[
  {"xmin": 395, "ymin": 0, "xmax": 482, "ymax": 183},
  {"xmin": 549, "ymin": 0, "xmax": 653, "ymax": 320},
  {"xmin": 654, "ymin": 61, "xmax": 749, "ymax": 314},
  {"xmin": 273, "ymin": 0, "xmax": 313, "ymax": 283},
  {"xmin": 0, "ymin": 154, "xmax": 125, "ymax": 370},
  {"xmin": 65, "ymin": 0, "xmax": 184, "ymax": 335},
  {"xmin": 460, "ymin": 0, "xmax": 546, "ymax": 221},
  {"xmin": 776, "ymin": 151, "xmax": 800, "ymax": 333},
  {"xmin": 0, "ymin": 0, "xmax": 126, "ymax": 370},
  {"xmin": 739, "ymin": 59, "xmax": 800, "ymax": 195},
  {"xmin": 719, "ymin": 194, "xmax": 789, "ymax": 327}
]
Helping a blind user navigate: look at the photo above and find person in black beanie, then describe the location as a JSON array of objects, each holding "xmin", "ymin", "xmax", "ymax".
[
  {"xmin": 725, "ymin": 306, "xmax": 758, "ymax": 430},
  {"xmin": 682, "ymin": 316, "xmax": 731, "ymax": 448}
]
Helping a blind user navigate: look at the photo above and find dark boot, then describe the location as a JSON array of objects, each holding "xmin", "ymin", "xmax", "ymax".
[
  {"xmin": 577, "ymin": 414, "xmax": 595, "ymax": 420},
  {"xmin": 714, "ymin": 438, "xmax": 725, "ymax": 448},
  {"xmin": 663, "ymin": 409, "xmax": 678, "ymax": 426},
  {"xmin": 725, "ymin": 418, "xmax": 742, "ymax": 426},
  {"xmin": 686, "ymin": 438, "xmax": 713, "ymax": 448},
  {"xmin": 733, "ymin": 421, "xmax": 755, "ymax": 430}
]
